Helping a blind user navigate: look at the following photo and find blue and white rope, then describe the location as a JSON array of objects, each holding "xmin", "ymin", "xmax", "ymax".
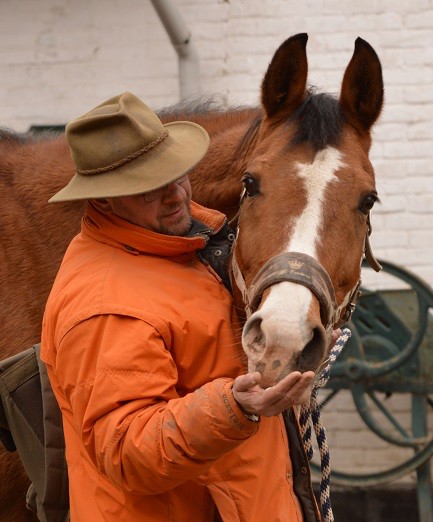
[{"xmin": 299, "ymin": 327, "xmax": 351, "ymax": 522}]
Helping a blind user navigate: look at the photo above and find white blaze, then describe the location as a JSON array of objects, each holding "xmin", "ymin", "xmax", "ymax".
[
  {"xmin": 255, "ymin": 147, "xmax": 345, "ymax": 343},
  {"xmin": 286, "ymin": 146, "xmax": 344, "ymax": 255}
]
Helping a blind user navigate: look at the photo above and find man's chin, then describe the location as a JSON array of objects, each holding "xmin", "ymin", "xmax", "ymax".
[{"xmin": 157, "ymin": 216, "xmax": 192, "ymax": 236}]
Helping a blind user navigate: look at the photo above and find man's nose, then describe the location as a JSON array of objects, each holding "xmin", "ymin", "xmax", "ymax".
[{"xmin": 162, "ymin": 181, "xmax": 187, "ymax": 201}]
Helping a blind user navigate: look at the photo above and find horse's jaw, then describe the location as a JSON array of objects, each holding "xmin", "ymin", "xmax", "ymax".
[{"xmin": 241, "ymin": 281, "xmax": 330, "ymax": 388}]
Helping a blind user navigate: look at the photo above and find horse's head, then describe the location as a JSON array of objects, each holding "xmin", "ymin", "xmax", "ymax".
[{"xmin": 232, "ymin": 33, "xmax": 384, "ymax": 388}]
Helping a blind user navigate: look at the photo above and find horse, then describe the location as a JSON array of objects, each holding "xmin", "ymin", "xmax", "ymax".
[{"xmin": 0, "ymin": 33, "xmax": 383, "ymax": 520}]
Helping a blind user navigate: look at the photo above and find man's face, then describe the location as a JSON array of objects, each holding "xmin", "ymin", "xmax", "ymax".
[{"xmin": 104, "ymin": 175, "xmax": 193, "ymax": 236}]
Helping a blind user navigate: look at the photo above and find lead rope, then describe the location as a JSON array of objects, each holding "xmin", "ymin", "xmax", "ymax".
[{"xmin": 299, "ymin": 327, "xmax": 351, "ymax": 522}]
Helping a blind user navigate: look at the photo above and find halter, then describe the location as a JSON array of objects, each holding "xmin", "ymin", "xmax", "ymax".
[{"xmin": 233, "ymin": 250, "xmax": 341, "ymax": 327}]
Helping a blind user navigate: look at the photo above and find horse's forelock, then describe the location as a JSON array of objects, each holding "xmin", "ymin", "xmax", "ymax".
[
  {"xmin": 290, "ymin": 90, "xmax": 344, "ymax": 151},
  {"xmin": 232, "ymin": 90, "xmax": 344, "ymax": 160}
]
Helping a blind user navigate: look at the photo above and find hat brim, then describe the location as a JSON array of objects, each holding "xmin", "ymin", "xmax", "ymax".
[{"xmin": 49, "ymin": 121, "xmax": 210, "ymax": 202}]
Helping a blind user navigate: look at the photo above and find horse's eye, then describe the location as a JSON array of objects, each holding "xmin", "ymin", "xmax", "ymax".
[
  {"xmin": 360, "ymin": 193, "xmax": 379, "ymax": 214},
  {"xmin": 242, "ymin": 175, "xmax": 259, "ymax": 197}
]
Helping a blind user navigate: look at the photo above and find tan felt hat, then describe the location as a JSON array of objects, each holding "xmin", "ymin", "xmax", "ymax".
[{"xmin": 49, "ymin": 91, "xmax": 210, "ymax": 202}]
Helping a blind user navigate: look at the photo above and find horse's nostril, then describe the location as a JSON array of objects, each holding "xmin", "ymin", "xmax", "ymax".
[
  {"xmin": 243, "ymin": 315, "xmax": 266, "ymax": 355},
  {"xmin": 298, "ymin": 326, "xmax": 327, "ymax": 372}
]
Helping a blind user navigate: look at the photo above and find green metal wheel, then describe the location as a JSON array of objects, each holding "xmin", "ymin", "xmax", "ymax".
[{"xmin": 311, "ymin": 259, "xmax": 433, "ymax": 490}]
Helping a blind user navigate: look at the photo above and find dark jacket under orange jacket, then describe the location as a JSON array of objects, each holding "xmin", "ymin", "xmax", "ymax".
[{"xmin": 41, "ymin": 201, "xmax": 319, "ymax": 521}]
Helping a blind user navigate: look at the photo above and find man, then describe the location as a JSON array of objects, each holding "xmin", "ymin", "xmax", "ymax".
[{"xmin": 41, "ymin": 92, "xmax": 319, "ymax": 521}]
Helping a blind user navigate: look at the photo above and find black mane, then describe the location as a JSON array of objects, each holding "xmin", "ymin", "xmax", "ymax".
[
  {"xmin": 155, "ymin": 96, "xmax": 229, "ymax": 120},
  {"xmin": 0, "ymin": 128, "xmax": 28, "ymax": 144},
  {"xmin": 0, "ymin": 127, "xmax": 63, "ymax": 144}
]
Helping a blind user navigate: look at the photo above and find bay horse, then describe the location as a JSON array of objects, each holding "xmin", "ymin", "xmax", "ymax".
[{"xmin": 0, "ymin": 33, "xmax": 383, "ymax": 520}]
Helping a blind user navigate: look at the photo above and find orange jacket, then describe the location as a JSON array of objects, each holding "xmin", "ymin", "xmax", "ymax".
[{"xmin": 41, "ymin": 202, "xmax": 316, "ymax": 521}]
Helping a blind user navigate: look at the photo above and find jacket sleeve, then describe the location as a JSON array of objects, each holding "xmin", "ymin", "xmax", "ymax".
[{"xmin": 51, "ymin": 314, "xmax": 258, "ymax": 494}]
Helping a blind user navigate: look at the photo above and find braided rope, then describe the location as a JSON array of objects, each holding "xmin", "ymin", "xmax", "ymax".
[
  {"xmin": 299, "ymin": 327, "xmax": 351, "ymax": 522},
  {"xmin": 77, "ymin": 130, "xmax": 169, "ymax": 175}
]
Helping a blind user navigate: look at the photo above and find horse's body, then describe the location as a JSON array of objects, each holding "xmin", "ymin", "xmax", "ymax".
[{"xmin": 0, "ymin": 34, "xmax": 383, "ymax": 520}]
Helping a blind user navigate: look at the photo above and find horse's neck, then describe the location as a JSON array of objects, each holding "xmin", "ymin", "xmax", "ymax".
[
  {"xmin": 1, "ymin": 134, "xmax": 85, "ymax": 248},
  {"xmin": 163, "ymin": 108, "xmax": 260, "ymax": 217},
  {"xmin": 3, "ymin": 133, "xmax": 72, "ymax": 193}
]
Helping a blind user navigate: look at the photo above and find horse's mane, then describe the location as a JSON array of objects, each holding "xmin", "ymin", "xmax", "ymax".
[
  {"xmin": 155, "ymin": 96, "xmax": 254, "ymax": 119},
  {"xmin": 156, "ymin": 96, "xmax": 261, "ymax": 143},
  {"xmin": 0, "ymin": 128, "xmax": 29, "ymax": 144},
  {"xmin": 0, "ymin": 89, "xmax": 342, "ymax": 155},
  {"xmin": 0, "ymin": 127, "xmax": 62, "ymax": 145}
]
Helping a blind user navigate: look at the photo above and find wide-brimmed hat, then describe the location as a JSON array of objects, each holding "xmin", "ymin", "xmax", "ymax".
[{"xmin": 49, "ymin": 92, "xmax": 210, "ymax": 202}]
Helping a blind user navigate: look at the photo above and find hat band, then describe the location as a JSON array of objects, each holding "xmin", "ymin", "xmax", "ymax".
[{"xmin": 76, "ymin": 129, "xmax": 169, "ymax": 176}]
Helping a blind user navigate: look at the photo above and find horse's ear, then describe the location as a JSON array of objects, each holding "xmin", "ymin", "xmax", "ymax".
[
  {"xmin": 340, "ymin": 38, "xmax": 384, "ymax": 133},
  {"xmin": 261, "ymin": 33, "xmax": 308, "ymax": 119}
]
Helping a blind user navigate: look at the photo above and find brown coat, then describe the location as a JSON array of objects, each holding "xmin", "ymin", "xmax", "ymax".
[{"xmin": 41, "ymin": 202, "xmax": 319, "ymax": 521}]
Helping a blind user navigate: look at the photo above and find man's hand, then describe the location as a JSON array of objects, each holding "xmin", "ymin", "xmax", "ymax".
[
  {"xmin": 233, "ymin": 328, "xmax": 342, "ymax": 418},
  {"xmin": 332, "ymin": 328, "xmax": 342, "ymax": 344},
  {"xmin": 232, "ymin": 370, "xmax": 315, "ymax": 418}
]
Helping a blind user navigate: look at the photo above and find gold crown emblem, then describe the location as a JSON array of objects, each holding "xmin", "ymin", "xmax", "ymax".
[{"xmin": 288, "ymin": 259, "xmax": 304, "ymax": 270}]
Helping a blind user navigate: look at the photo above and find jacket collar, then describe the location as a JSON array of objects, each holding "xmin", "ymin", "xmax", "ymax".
[{"xmin": 81, "ymin": 201, "xmax": 226, "ymax": 258}]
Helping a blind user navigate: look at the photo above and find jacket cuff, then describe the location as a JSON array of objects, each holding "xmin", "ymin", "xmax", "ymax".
[{"xmin": 217, "ymin": 381, "xmax": 260, "ymax": 435}]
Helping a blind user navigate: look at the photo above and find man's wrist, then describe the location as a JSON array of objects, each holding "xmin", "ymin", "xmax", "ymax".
[
  {"xmin": 235, "ymin": 398, "xmax": 260, "ymax": 423},
  {"xmin": 242, "ymin": 410, "xmax": 260, "ymax": 422}
]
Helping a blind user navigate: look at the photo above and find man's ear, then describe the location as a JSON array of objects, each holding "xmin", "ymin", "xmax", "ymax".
[{"xmin": 90, "ymin": 198, "xmax": 112, "ymax": 214}]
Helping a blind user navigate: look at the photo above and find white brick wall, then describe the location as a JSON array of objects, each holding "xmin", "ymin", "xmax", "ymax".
[{"xmin": 1, "ymin": 0, "xmax": 432, "ymax": 487}]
